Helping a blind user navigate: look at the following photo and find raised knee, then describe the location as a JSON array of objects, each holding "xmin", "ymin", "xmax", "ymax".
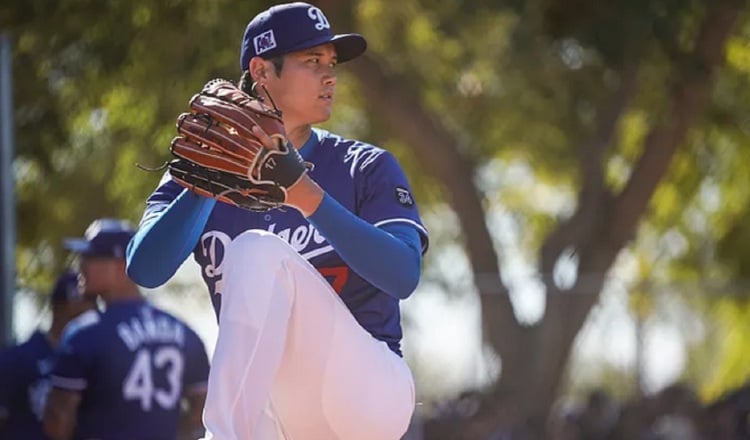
[{"xmin": 227, "ymin": 230, "xmax": 291, "ymax": 263}]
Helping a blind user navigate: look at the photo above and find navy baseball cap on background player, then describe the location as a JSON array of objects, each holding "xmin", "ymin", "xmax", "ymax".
[
  {"xmin": 239, "ymin": 2, "xmax": 367, "ymax": 71},
  {"xmin": 50, "ymin": 270, "xmax": 82, "ymax": 303},
  {"xmin": 63, "ymin": 218, "xmax": 135, "ymax": 259}
]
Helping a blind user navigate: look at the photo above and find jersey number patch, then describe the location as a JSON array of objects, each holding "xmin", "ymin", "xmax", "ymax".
[
  {"xmin": 318, "ymin": 266, "xmax": 349, "ymax": 293},
  {"xmin": 123, "ymin": 346, "xmax": 184, "ymax": 411}
]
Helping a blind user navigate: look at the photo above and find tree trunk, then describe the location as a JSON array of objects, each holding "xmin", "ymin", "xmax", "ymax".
[{"xmin": 497, "ymin": 0, "xmax": 741, "ymax": 433}]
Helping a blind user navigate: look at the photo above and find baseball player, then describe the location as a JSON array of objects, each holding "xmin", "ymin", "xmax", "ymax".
[
  {"xmin": 0, "ymin": 270, "xmax": 95, "ymax": 439},
  {"xmin": 43, "ymin": 218, "xmax": 210, "ymax": 440},
  {"xmin": 127, "ymin": 2, "xmax": 429, "ymax": 439}
]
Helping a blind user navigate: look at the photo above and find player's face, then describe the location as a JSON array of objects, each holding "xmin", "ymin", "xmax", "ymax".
[
  {"xmin": 79, "ymin": 256, "xmax": 119, "ymax": 296},
  {"xmin": 264, "ymin": 43, "xmax": 338, "ymax": 129}
]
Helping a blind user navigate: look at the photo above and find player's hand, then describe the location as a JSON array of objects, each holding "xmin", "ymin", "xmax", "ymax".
[{"xmin": 251, "ymin": 125, "xmax": 324, "ymax": 217}]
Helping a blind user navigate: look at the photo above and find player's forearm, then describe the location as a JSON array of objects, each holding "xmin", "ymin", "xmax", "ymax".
[
  {"xmin": 43, "ymin": 389, "xmax": 80, "ymax": 440},
  {"xmin": 286, "ymin": 174, "xmax": 324, "ymax": 216},
  {"xmin": 307, "ymin": 193, "xmax": 422, "ymax": 299},
  {"xmin": 127, "ymin": 189, "xmax": 216, "ymax": 288},
  {"xmin": 43, "ymin": 416, "xmax": 74, "ymax": 440},
  {"xmin": 178, "ymin": 391, "xmax": 207, "ymax": 440}
]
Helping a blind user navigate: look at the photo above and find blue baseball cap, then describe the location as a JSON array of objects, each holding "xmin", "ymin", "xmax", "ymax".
[
  {"xmin": 50, "ymin": 270, "xmax": 82, "ymax": 303},
  {"xmin": 64, "ymin": 218, "xmax": 135, "ymax": 259},
  {"xmin": 239, "ymin": 2, "xmax": 367, "ymax": 71}
]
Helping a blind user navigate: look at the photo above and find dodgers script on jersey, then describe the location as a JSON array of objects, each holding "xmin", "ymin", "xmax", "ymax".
[
  {"xmin": 50, "ymin": 301, "xmax": 210, "ymax": 440},
  {"xmin": 0, "ymin": 331, "xmax": 56, "ymax": 439},
  {"xmin": 146, "ymin": 128, "xmax": 428, "ymax": 355}
]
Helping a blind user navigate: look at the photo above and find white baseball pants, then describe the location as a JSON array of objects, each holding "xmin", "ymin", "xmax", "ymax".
[{"xmin": 201, "ymin": 230, "xmax": 415, "ymax": 440}]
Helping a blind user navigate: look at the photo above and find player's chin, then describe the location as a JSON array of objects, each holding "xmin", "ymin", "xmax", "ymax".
[
  {"xmin": 319, "ymin": 95, "xmax": 334, "ymax": 110},
  {"xmin": 309, "ymin": 105, "xmax": 333, "ymax": 124}
]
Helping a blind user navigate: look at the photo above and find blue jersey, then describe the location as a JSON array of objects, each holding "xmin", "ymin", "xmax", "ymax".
[
  {"xmin": 50, "ymin": 300, "xmax": 210, "ymax": 440},
  {"xmin": 145, "ymin": 128, "xmax": 428, "ymax": 354},
  {"xmin": 0, "ymin": 331, "xmax": 55, "ymax": 439}
]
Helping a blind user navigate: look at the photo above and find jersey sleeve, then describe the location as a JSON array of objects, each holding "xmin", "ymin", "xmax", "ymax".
[
  {"xmin": 355, "ymin": 150, "xmax": 429, "ymax": 252},
  {"xmin": 128, "ymin": 172, "xmax": 215, "ymax": 288},
  {"xmin": 181, "ymin": 329, "xmax": 209, "ymax": 393},
  {"xmin": 50, "ymin": 320, "xmax": 97, "ymax": 392},
  {"xmin": 140, "ymin": 172, "xmax": 185, "ymax": 226}
]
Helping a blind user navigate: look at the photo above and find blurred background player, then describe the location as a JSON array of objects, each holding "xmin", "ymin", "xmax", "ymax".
[
  {"xmin": 127, "ymin": 2, "xmax": 428, "ymax": 439},
  {"xmin": 0, "ymin": 270, "xmax": 96, "ymax": 439},
  {"xmin": 42, "ymin": 218, "xmax": 210, "ymax": 440}
]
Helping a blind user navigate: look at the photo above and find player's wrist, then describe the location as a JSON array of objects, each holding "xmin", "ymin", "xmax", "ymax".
[{"xmin": 286, "ymin": 175, "xmax": 324, "ymax": 217}]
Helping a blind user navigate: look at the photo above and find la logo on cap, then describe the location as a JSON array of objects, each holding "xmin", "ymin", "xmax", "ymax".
[
  {"xmin": 307, "ymin": 6, "xmax": 330, "ymax": 31},
  {"xmin": 254, "ymin": 30, "xmax": 277, "ymax": 55}
]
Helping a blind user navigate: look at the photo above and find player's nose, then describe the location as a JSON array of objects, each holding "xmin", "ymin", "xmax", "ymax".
[{"xmin": 322, "ymin": 71, "xmax": 336, "ymax": 87}]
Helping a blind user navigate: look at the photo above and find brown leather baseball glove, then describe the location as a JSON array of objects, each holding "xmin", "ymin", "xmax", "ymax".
[{"xmin": 168, "ymin": 79, "xmax": 310, "ymax": 212}]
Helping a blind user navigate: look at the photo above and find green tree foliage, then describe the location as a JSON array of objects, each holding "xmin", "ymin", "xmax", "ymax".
[
  {"xmin": 635, "ymin": 18, "xmax": 750, "ymax": 403},
  {"xmin": 2, "ymin": 0, "xmax": 269, "ymax": 288}
]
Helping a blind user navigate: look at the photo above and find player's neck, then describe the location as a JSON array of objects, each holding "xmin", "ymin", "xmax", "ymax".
[
  {"xmin": 101, "ymin": 280, "xmax": 143, "ymax": 303},
  {"xmin": 286, "ymin": 124, "xmax": 312, "ymax": 149}
]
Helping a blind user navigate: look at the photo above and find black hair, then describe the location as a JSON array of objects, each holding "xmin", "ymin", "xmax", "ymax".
[
  {"xmin": 238, "ymin": 56, "xmax": 285, "ymax": 96},
  {"xmin": 51, "ymin": 297, "xmax": 69, "ymax": 307}
]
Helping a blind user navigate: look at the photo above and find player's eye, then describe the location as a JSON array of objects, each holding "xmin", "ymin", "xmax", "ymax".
[{"xmin": 305, "ymin": 55, "xmax": 335, "ymax": 69}]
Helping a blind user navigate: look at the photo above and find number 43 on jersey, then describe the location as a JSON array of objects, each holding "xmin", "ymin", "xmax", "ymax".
[{"xmin": 123, "ymin": 347, "xmax": 184, "ymax": 411}]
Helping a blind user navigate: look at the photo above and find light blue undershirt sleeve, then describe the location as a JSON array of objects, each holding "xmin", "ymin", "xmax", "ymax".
[
  {"xmin": 126, "ymin": 190, "xmax": 216, "ymax": 288},
  {"xmin": 307, "ymin": 193, "xmax": 422, "ymax": 299}
]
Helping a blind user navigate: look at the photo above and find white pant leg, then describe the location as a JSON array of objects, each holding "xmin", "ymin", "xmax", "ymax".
[
  {"xmin": 252, "ymin": 401, "xmax": 286, "ymax": 440},
  {"xmin": 202, "ymin": 230, "xmax": 415, "ymax": 440},
  {"xmin": 202, "ymin": 231, "xmax": 294, "ymax": 439}
]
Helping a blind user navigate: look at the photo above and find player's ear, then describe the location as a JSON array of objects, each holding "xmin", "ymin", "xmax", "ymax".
[{"xmin": 248, "ymin": 57, "xmax": 268, "ymax": 83}]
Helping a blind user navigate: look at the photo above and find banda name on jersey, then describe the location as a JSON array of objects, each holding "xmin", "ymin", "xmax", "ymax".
[{"xmin": 117, "ymin": 311, "xmax": 185, "ymax": 352}]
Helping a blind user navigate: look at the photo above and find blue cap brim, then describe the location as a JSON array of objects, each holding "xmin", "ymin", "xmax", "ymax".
[
  {"xmin": 63, "ymin": 238, "xmax": 93, "ymax": 254},
  {"xmin": 266, "ymin": 33, "xmax": 367, "ymax": 64},
  {"xmin": 331, "ymin": 33, "xmax": 367, "ymax": 63}
]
